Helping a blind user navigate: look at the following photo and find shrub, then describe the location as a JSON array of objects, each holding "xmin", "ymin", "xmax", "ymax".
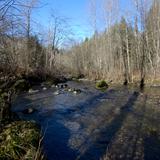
[{"xmin": 13, "ymin": 79, "xmax": 30, "ymax": 93}]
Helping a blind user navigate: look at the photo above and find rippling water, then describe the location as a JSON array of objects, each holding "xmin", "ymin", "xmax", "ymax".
[{"xmin": 12, "ymin": 81, "xmax": 160, "ymax": 160}]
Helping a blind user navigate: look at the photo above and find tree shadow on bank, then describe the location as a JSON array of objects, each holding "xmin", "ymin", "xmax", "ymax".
[
  {"xmin": 106, "ymin": 94, "xmax": 148, "ymax": 160},
  {"xmin": 143, "ymin": 90, "xmax": 160, "ymax": 160},
  {"xmin": 77, "ymin": 91, "xmax": 140, "ymax": 160}
]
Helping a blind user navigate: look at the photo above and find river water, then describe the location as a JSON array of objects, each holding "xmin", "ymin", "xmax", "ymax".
[{"xmin": 12, "ymin": 81, "xmax": 160, "ymax": 160}]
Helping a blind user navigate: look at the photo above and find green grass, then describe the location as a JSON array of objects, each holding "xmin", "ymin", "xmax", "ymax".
[{"xmin": 0, "ymin": 121, "xmax": 44, "ymax": 160}]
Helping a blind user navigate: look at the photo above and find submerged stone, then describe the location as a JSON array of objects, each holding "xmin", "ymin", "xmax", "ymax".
[
  {"xmin": 43, "ymin": 87, "xmax": 47, "ymax": 91},
  {"xmin": 22, "ymin": 108, "xmax": 37, "ymax": 114},
  {"xmin": 28, "ymin": 89, "xmax": 39, "ymax": 94},
  {"xmin": 73, "ymin": 89, "xmax": 82, "ymax": 95},
  {"xmin": 53, "ymin": 91, "xmax": 60, "ymax": 95}
]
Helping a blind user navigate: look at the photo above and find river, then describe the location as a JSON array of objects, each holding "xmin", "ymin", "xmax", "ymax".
[{"xmin": 12, "ymin": 81, "xmax": 160, "ymax": 160}]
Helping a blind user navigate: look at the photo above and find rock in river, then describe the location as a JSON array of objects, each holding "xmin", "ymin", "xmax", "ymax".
[
  {"xmin": 28, "ymin": 89, "xmax": 39, "ymax": 94},
  {"xmin": 53, "ymin": 91, "xmax": 60, "ymax": 95},
  {"xmin": 43, "ymin": 87, "xmax": 47, "ymax": 91},
  {"xmin": 22, "ymin": 108, "xmax": 37, "ymax": 114},
  {"xmin": 73, "ymin": 89, "xmax": 82, "ymax": 95}
]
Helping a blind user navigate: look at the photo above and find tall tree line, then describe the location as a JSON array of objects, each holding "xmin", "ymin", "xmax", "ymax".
[
  {"xmin": 58, "ymin": 0, "xmax": 160, "ymax": 85},
  {"xmin": 0, "ymin": 0, "xmax": 71, "ymax": 78},
  {"xmin": 0, "ymin": 0, "xmax": 160, "ymax": 85}
]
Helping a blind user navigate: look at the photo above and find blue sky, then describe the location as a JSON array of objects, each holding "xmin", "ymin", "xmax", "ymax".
[{"xmin": 33, "ymin": 0, "xmax": 135, "ymax": 41}]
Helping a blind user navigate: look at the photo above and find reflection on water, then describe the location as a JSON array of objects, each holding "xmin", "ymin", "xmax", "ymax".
[{"xmin": 12, "ymin": 82, "xmax": 160, "ymax": 160}]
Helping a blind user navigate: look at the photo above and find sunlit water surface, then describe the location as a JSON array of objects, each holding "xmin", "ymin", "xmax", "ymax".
[{"xmin": 12, "ymin": 81, "xmax": 160, "ymax": 160}]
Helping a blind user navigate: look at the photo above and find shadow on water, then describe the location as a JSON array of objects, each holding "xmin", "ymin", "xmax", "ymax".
[
  {"xmin": 144, "ymin": 135, "xmax": 160, "ymax": 160},
  {"xmin": 118, "ymin": 94, "xmax": 147, "ymax": 160},
  {"xmin": 12, "ymin": 84, "xmax": 160, "ymax": 160},
  {"xmin": 143, "ymin": 88, "xmax": 160, "ymax": 160},
  {"xmin": 40, "ymin": 89, "xmax": 117, "ymax": 160},
  {"xmin": 42, "ymin": 120, "xmax": 77, "ymax": 160},
  {"xmin": 58, "ymin": 89, "xmax": 116, "ymax": 116},
  {"xmin": 78, "ymin": 91, "xmax": 140, "ymax": 160},
  {"xmin": 138, "ymin": 87, "xmax": 160, "ymax": 160},
  {"xmin": 128, "ymin": 94, "xmax": 147, "ymax": 160}
]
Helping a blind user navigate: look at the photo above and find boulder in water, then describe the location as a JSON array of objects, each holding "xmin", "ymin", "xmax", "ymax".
[
  {"xmin": 53, "ymin": 91, "xmax": 60, "ymax": 95},
  {"xmin": 51, "ymin": 84, "xmax": 55, "ymax": 88},
  {"xmin": 42, "ymin": 87, "xmax": 47, "ymax": 91},
  {"xmin": 55, "ymin": 85, "xmax": 59, "ymax": 88},
  {"xmin": 68, "ymin": 88, "xmax": 73, "ymax": 92},
  {"xmin": 73, "ymin": 89, "xmax": 82, "ymax": 95},
  {"xmin": 64, "ymin": 84, "xmax": 68, "ymax": 88},
  {"xmin": 28, "ymin": 89, "xmax": 39, "ymax": 94},
  {"xmin": 22, "ymin": 108, "xmax": 37, "ymax": 114}
]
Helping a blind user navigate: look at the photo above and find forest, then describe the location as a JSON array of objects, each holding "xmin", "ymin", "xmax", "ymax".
[
  {"xmin": 0, "ymin": 0, "xmax": 160, "ymax": 160},
  {"xmin": 0, "ymin": 0, "xmax": 160, "ymax": 85}
]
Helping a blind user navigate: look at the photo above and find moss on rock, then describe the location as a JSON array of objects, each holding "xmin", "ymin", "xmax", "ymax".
[{"xmin": 96, "ymin": 80, "xmax": 108, "ymax": 90}]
